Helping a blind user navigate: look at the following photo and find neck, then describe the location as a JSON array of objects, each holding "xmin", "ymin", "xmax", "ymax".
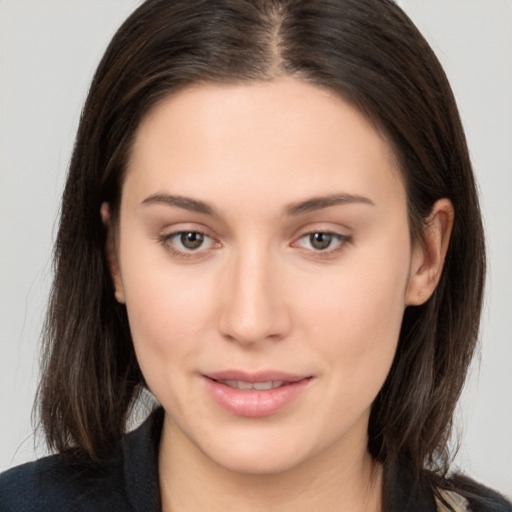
[{"xmin": 158, "ymin": 416, "xmax": 382, "ymax": 512}]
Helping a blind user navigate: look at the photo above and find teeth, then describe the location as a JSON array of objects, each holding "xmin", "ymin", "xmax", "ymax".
[
  {"xmin": 218, "ymin": 380, "xmax": 285, "ymax": 390},
  {"xmin": 252, "ymin": 382, "xmax": 273, "ymax": 390}
]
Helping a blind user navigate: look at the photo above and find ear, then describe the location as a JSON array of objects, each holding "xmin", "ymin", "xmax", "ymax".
[
  {"xmin": 100, "ymin": 202, "xmax": 125, "ymax": 304},
  {"xmin": 406, "ymin": 198, "xmax": 454, "ymax": 306}
]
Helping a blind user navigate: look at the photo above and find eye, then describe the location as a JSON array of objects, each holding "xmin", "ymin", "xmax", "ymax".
[
  {"xmin": 295, "ymin": 231, "xmax": 351, "ymax": 253},
  {"xmin": 159, "ymin": 230, "xmax": 218, "ymax": 256},
  {"xmin": 177, "ymin": 231, "xmax": 206, "ymax": 250}
]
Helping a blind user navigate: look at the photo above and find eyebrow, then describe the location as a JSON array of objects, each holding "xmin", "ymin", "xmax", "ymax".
[
  {"xmin": 141, "ymin": 192, "xmax": 375, "ymax": 217},
  {"xmin": 142, "ymin": 194, "xmax": 217, "ymax": 216},
  {"xmin": 285, "ymin": 193, "xmax": 375, "ymax": 216}
]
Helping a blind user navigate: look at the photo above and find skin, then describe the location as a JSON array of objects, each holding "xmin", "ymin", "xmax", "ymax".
[{"xmin": 103, "ymin": 77, "xmax": 453, "ymax": 512}]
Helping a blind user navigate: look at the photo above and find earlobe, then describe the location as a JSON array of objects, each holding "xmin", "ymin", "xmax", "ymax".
[
  {"xmin": 406, "ymin": 198, "xmax": 454, "ymax": 306},
  {"xmin": 101, "ymin": 202, "xmax": 125, "ymax": 304}
]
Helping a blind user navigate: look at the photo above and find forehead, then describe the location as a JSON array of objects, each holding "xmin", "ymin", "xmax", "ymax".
[{"xmin": 124, "ymin": 77, "xmax": 405, "ymax": 215}]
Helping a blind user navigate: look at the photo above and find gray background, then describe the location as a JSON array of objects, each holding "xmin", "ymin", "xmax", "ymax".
[{"xmin": 1, "ymin": 0, "xmax": 511, "ymax": 497}]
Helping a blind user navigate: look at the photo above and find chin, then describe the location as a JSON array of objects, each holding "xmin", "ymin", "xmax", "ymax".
[
  {"xmin": 210, "ymin": 445, "xmax": 309, "ymax": 476},
  {"xmin": 194, "ymin": 424, "xmax": 320, "ymax": 476}
]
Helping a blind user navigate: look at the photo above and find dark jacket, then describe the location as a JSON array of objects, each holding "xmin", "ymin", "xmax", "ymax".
[{"xmin": 1, "ymin": 408, "xmax": 510, "ymax": 511}]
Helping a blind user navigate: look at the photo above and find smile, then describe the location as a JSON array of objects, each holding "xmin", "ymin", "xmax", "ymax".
[
  {"xmin": 203, "ymin": 371, "xmax": 312, "ymax": 417},
  {"xmin": 215, "ymin": 380, "xmax": 285, "ymax": 390}
]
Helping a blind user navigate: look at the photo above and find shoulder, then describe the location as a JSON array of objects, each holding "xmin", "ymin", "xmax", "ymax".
[
  {"xmin": 384, "ymin": 459, "xmax": 511, "ymax": 512},
  {"xmin": 0, "ymin": 408, "xmax": 163, "ymax": 512},
  {"xmin": 437, "ymin": 474, "xmax": 512, "ymax": 512},
  {"xmin": 450, "ymin": 474, "xmax": 512, "ymax": 512},
  {"xmin": 0, "ymin": 451, "xmax": 126, "ymax": 512}
]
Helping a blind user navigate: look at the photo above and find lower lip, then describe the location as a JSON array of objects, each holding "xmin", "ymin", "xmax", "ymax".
[{"xmin": 203, "ymin": 377, "xmax": 311, "ymax": 417}]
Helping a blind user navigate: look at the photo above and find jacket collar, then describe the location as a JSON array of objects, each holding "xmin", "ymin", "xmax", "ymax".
[{"xmin": 122, "ymin": 407, "xmax": 164, "ymax": 512}]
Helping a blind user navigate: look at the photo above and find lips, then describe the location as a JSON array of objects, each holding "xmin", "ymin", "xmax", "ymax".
[
  {"xmin": 216, "ymin": 380, "xmax": 285, "ymax": 390},
  {"xmin": 203, "ymin": 371, "xmax": 312, "ymax": 417}
]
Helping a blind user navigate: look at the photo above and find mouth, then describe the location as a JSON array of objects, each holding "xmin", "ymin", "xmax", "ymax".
[
  {"xmin": 203, "ymin": 371, "xmax": 313, "ymax": 417},
  {"xmin": 214, "ymin": 380, "xmax": 287, "ymax": 390}
]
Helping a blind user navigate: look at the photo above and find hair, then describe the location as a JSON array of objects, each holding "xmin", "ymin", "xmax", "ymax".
[{"xmin": 38, "ymin": 0, "xmax": 485, "ymax": 493}]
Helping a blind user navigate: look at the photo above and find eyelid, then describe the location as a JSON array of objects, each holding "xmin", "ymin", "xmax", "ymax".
[
  {"xmin": 157, "ymin": 226, "xmax": 221, "ymax": 259},
  {"xmin": 290, "ymin": 228, "xmax": 353, "ymax": 257}
]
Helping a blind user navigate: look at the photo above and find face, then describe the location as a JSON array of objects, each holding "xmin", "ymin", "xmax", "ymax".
[{"xmin": 108, "ymin": 77, "xmax": 429, "ymax": 475}]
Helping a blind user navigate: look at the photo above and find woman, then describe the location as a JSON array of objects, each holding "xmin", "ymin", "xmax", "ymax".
[{"xmin": 0, "ymin": 0, "xmax": 510, "ymax": 510}]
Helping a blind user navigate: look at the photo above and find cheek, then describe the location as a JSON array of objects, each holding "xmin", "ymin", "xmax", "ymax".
[
  {"xmin": 121, "ymin": 254, "xmax": 217, "ymax": 371},
  {"xmin": 297, "ymin": 237, "xmax": 411, "ymax": 386}
]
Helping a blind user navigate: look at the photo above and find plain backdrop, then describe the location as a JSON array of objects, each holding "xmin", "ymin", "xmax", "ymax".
[{"xmin": 1, "ymin": 0, "xmax": 511, "ymax": 498}]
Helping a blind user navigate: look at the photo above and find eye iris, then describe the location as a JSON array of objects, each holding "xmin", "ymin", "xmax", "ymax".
[
  {"xmin": 310, "ymin": 233, "xmax": 332, "ymax": 250},
  {"xmin": 180, "ymin": 232, "xmax": 204, "ymax": 249}
]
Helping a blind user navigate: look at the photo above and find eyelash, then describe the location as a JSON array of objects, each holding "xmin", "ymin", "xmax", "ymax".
[
  {"xmin": 157, "ymin": 230, "xmax": 352, "ymax": 259},
  {"xmin": 157, "ymin": 231, "xmax": 218, "ymax": 259},
  {"xmin": 293, "ymin": 232, "xmax": 352, "ymax": 257}
]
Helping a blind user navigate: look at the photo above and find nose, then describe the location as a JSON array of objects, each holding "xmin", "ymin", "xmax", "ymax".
[{"xmin": 218, "ymin": 246, "xmax": 291, "ymax": 346}]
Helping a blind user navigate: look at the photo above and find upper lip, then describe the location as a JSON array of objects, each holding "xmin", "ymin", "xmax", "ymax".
[{"xmin": 204, "ymin": 370, "xmax": 311, "ymax": 383}]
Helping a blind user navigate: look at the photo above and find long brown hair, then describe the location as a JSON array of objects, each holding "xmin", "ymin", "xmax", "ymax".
[{"xmin": 38, "ymin": 0, "xmax": 485, "ymax": 487}]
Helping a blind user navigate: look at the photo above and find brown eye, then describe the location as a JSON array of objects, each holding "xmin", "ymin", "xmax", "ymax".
[
  {"xmin": 180, "ymin": 232, "xmax": 205, "ymax": 249},
  {"xmin": 294, "ymin": 231, "xmax": 351, "ymax": 255},
  {"xmin": 159, "ymin": 230, "xmax": 218, "ymax": 258},
  {"xmin": 309, "ymin": 232, "xmax": 334, "ymax": 250}
]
